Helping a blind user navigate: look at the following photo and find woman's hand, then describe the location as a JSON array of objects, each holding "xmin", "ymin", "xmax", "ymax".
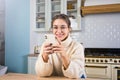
[
  {"xmin": 53, "ymin": 38, "xmax": 70, "ymax": 69},
  {"xmin": 52, "ymin": 44, "xmax": 65, "ymax": 56},
  {"xmin": 42, "ymin": 43, "xmax": 53, "ymax": 62}
]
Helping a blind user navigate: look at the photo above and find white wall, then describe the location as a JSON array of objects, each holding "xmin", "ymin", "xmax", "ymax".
[{"xmin": 30, "ymin": 0, "xmax": 120, "ymax": 53}]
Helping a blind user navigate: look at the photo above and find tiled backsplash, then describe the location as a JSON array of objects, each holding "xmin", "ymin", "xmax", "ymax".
[{"xmin": 79, "ymin": 13, "xmax": 120, "ymax": 48}]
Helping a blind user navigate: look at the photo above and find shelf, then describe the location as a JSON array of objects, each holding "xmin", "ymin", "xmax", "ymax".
[
  {"xmin": 67, "ymin": 0, "xmax": 77, "ymax": 3},
  {"xmin": 67, "ymin": 9, "xmax": 77, "ymax": 12},
  {"xmin": 36, "ymin": 0, "xmax": 45, "ymax": 3},
  {"xmin": 52, "ymin": 10, "xmax": 60, "ymax": 13},
  {"xmin": 51, "ymin": 1, "xmax": 60, "ymax": 3},
  {"xmin": 36, "ymin": 21, "xmax": 45, "ymax": 23},
  {"xmin": 36, "ymin": 2, "xmax": 45, "ymax": 5},
  {"xmin": 81, "ymin": 3, "xmax": 120, "ymax": 16},
  {"xmin": 36, "ymin": 10, "xmax": 45, "ymax": 13}
]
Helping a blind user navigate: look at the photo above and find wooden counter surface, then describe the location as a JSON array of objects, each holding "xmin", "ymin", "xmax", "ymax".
[
  {"xmin": 0, "ymin": 73, "xmax": 104, "ymax": 80},
  {"xmin": 28, "ymin": 53, "xmax": 39, "ymax": 57}
]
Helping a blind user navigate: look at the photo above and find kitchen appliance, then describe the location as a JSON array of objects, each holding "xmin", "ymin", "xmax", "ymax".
[
  {"xmin": 85, "ymin": 48, "xmax": 120, "ymax": 80},
  {"xmin": 112, "ymin": 65, "xmax": 120, "ymax": 80}
]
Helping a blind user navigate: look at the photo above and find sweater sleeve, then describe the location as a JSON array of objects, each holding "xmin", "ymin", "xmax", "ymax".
[
  {"xmin": 62, "ymin": 44, "xmax": 86, "ymax": 78},
  {"xmin": 35, "ymin": 43, "xmax": 53, "ymax": 77}
]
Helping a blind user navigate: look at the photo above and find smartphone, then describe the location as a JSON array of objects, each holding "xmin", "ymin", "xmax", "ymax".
[{"xmin": 45, "ymin": 34, "xmax": 57, "ymax": 45}]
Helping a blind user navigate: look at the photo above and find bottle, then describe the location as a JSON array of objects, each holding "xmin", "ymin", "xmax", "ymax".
[
  {"xmin": 34, "ymin": 46, "xmax": 36, "ymax": 54},
  {"xmin": 34, "ymin": 45, "xmax": 39, "ymax": 54}
]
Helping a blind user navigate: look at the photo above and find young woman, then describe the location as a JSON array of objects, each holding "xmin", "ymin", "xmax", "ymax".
[{"xmin": 35, "ymin": 14, "xmax": 86, "ymax": 79}]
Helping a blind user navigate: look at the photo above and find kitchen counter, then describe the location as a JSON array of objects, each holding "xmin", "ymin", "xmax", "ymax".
[
  {"xmin": 0, "ymin": 73, "xmax": 104, "ymax": 80},
  {"xmin": 28, "ymin": 53, "xmax": 39, "ymax": 57}
]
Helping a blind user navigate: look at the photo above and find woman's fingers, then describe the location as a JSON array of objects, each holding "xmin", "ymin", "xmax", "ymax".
[
  {"xmin": 44, "ymin": 43, "xmax": 52, "ymax": 47},
  {"xmin": 43, "ymin": 43, "xmax": 53, "ymax": 54},
  {"xmin": 43, "ymin": 42, "xmax": 65, "ymax": 54},
  {"xmin": 44, "ymin": 50, "xmax": 53, "ymax": 54},
  {"xmin": 52, "ymin": 45, "xmax": 63, "ymax": 53},
  {"xmin": 55, "ymin": 37, "xmax": 61, "ymax": 45}
]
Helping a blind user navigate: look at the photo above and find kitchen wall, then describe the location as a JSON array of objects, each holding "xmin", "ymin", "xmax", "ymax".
[
  {"xmin": 79, "ymin": 13, "xmax": 120, "ymax": 48},
  {"xmin": 79, "ymin": 0, "xmax": 120, "ymax": 48},
  {"xmin": 5, "ymin": 0, "xmax": 30, "ymax": 73},
  {"xmin": 30, "ymin": 0, "xmax": 120, "ymax": 53}
]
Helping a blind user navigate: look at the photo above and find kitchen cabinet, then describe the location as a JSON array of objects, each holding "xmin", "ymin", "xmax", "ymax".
[
  {"xmin": 81, "ymin": 3, "xmax": 120, "ymax": 16},
  {"xmin": 30, "ymin": 0, "xmax": 81, "ymax": 32},
  {"xmin": 85, "ymin": 63, "xmax": 111, "ymax": 80},
  {"xmin": 28, "ymin": 54, "xmax": 38, "ymax": 74}
]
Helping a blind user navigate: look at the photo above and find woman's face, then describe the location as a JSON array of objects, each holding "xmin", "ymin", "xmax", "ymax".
[{"xmin": 52, "ymin": 19, "xmax": 71, "ymax": 41}]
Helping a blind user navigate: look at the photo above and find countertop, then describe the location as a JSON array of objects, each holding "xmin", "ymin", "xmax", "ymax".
[
  {"xmin": 28, "ymin": 53, "xmax": 39, "ymax": 57},
  {"xmin": 0, "ymin": 73, "xmax": 104, "ymax": 80}
]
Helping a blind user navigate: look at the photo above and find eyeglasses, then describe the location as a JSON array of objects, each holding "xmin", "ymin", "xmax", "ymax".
[{"xmin": 52, "ymin": 25, "xmax": 68, "ymax": 31}]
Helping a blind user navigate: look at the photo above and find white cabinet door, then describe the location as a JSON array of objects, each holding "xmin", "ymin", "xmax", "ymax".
[
  {"xmin": 30, "ymin": 0, "xmax": 47, "ymax": 32},
  {"xmin": 63, "ymin": 0, "xmax": 81, "ymax": 31},
  {"xmin": 30, "ymin": 0, "xmax": 81, "ymax": 32},
  {"xmin": 28, "ymin": 57, "xmax": 37, "ymax": 74},
  {"xmin": 48, "ymin": 0, "xmax": 61, "ymax": 30},
  {"xmin": 36, "ymin": 0, "xmax": 46, "ymax": 30}
]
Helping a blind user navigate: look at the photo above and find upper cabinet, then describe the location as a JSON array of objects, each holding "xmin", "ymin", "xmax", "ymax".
[
  {"xmin": 51, "ymin": 0, "xmax": 61, "ymax": 18},
  {"xmin": 36, "ymin": 0, "xmax": 45, "ymax": 31},
  {"xmin": 66, "ymin": 0, "xmax": 81, "ymax": 30},
  {"xmin": 30, "ymin": 0, "xmax": 82, "ymax": 32},
  {"xmin": 80, "ymin": 0, "xmax": 120, "ymax": 17}
]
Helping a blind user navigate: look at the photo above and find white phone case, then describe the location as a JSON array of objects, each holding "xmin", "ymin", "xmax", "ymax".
[{"xmin": 45, "ymin": 34, "xmax": 57, "ymax": 45}]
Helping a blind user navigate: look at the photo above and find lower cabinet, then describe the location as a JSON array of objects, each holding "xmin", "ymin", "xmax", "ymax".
[
  {"xmin": 85, "ymin": 63, "xmax": 111, "ymax": 80},
  {"xmin": 28, "ymin": 56, "xmax": 37, "ymax": 74}
]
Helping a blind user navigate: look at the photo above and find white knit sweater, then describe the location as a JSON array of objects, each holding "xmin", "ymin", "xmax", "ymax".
[{"xmin": 35, "ymin": 35, "xmax": 86, "ymax": 78}]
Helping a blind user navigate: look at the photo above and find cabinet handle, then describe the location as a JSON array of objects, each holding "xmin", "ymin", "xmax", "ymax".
[
  {"xmin": 85, "ymin": 65, "xmax": 108, "ymax": 68},
  {"xmin": 114, "ymin": 67, "xmax": 120, "ymax": 69}
]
